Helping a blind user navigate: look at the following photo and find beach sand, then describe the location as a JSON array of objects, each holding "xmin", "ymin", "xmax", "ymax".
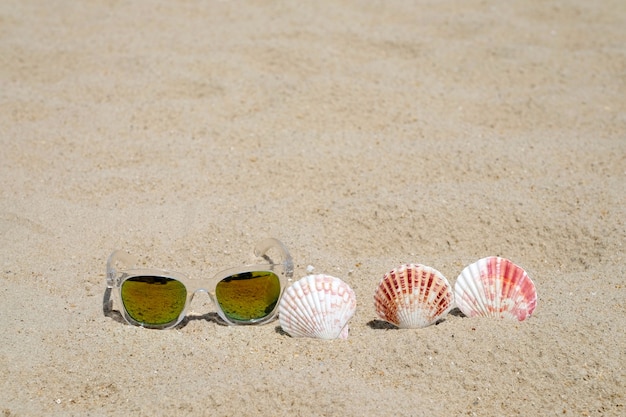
[{"xmin": 1, "ymin": 0, "xmax": 624, "ymax": 415}]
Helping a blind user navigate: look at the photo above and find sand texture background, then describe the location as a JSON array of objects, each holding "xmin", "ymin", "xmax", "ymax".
[{"xmin": 1, "ymin": 0, "xmax": 625, "ymax": 416}]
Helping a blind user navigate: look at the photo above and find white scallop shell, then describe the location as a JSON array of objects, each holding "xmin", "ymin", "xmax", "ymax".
[
  {"xmin": 374, "ymin": 264, "xmax": 454, "ymax": 329},
  {"xmin": 279, "ymin": 274, "xmax": 356, "ymax": 340},
  {"xmin": 454, "ymin": 256, "xmax": 537, "ymax": 321}
]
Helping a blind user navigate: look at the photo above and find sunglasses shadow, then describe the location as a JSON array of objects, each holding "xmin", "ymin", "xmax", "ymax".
[
  {"xmin": 180, "ymin": 313, "xmax": 227, "ymax": 328},
  {"xmin": 102, "ymin": 287, "xmax": 126, "ymax": 325}
]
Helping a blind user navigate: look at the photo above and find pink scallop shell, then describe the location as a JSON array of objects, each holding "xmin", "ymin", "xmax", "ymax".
[
  {"xmin": 279, "ymin": 274, "xmax": 356, "ymax": 340},
  {"xmin": 454, "ymin": 257, "xmax": 537, "ymax": 321},
  {"xmin": 374, "ymin": 264, "xmax": 454, "ymax": 329}
]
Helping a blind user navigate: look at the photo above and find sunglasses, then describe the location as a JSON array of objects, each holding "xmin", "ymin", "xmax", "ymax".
[{"xmin": 105, "ymin": 238, "xmax": 293, "ymax": 329}]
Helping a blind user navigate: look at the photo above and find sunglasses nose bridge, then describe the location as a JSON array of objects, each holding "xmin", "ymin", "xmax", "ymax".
[
  {"xmin": 191, "ymin": 288, "xmax": 209, "ymax": 297},
  {"xmin": 189, "ymin": 288, "xmax": 218, "ymax": 311}
]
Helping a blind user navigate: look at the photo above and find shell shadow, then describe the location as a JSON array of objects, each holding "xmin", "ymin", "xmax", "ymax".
[
  {"xmin": 367, "ymin": 311, "xmax": 461, "ymax": 330},
  {"xmin": 448, "ymin": 307, "xmax": 466, "ymax": 317},
  {"xmin": 274, "ymin": 325, "xmax": 289, "ymax": 336},
  {"xmin": 367, "ymin": 320, "xmax": 398, "ymax": 330}
]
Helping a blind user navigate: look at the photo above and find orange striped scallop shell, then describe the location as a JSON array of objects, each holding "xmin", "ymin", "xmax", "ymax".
[{"xmin": 374, "ymin": 264, "xmax": 454, "ymax": 328}]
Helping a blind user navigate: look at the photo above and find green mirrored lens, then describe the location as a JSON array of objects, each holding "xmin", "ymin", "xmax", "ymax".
[
  {"xmin": 215, "ymin": 271, "xmax": 281, "ymax": 322},
  {"xmin": 121, "ymin": 276, "xmax": 187, "ymax": 326}
]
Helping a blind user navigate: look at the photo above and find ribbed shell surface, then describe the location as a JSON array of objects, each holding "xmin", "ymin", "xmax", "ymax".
[
  {"xmin": 454, "ymin": 256, "xmax": 537, "ymax": 321},
  {"xmin": 279, "ymin": 274, "xmax": 356, "ymax": 340},
  {"xmin": 374, "ymin": 264, "xmax": 454, "ymax": 329}
]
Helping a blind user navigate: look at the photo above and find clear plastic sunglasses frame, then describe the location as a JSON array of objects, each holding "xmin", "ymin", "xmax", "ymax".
[{"xmin": 104, "ymin": 238, "xmax": 294, "ymax": 329}]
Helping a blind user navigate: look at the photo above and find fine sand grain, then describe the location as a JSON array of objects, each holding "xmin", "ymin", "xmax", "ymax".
[{"xmin": 1, "ymin": 1, "xmax": 625, "ymax": 416}]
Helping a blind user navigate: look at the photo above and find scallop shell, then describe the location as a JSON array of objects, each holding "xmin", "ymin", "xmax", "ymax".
[
  {"xmin": 373, "ymin": 264, "xmax": 454, "ymax": 329},
  {"xmin": 279, "ymin": 274, "xmax": 356, "ymax": 340},
  {"xmin": 454, "ymin": 256, "xmax": 537, "ymax": 321}
]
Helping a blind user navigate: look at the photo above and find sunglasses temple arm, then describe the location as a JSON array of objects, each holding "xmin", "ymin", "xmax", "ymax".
[
  {"xmin": 254, "ymin": 238, "xmax": 294, "ymax": 279},
  {"xmin": 105, "ymin": 250, "xmax": 138, "ymax": 288}
]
